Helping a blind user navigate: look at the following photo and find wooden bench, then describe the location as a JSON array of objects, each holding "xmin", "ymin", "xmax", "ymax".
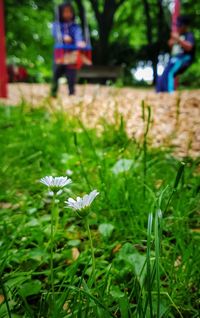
[{"xmin": 77, "ymin": 65, "xmax": 123, "ymax": 82}]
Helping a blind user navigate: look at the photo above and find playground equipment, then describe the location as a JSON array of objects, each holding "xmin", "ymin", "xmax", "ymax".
[
  {"xmin": 0, "ymin": 1, "xmax": 181, "ymax": 98},
  {"xmin": 172, "ymin": 0, "xmax": 180, "ymax": 89},
  {"xmin": 54, "ymin": 2, "xmax": 92, "ymax": 69},
  {"xmin": 0, "ymin": 0, "xmax": 7, "ymax": 98},
  {"xmin": 54, "ymin": 44, "xmax": 92, "ymax": 69},
  {"xmin": 172, "ymin": 0, "xmax": 180, "ymax": 32}
]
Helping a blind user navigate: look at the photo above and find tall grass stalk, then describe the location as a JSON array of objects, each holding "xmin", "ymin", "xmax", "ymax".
[
  {"xmin": 78, "ymin": 120, "xmax": 109, "ymax": 204},
  {"xmin": 175, "ymin": 94, "xmax": 181, "ymax": 126},
  {"xmin": 146, "ymin": 213, "xmax": 153, "ymax": 317},
  {"xmin": 164, "ymin": 161, "xmax": 185, "ymax": 213},
  {"xmin": 73, "ymin": 132, "xmax": 91, "ymax": 190},
  {"xmin": 142, "ymin": 101, "xmax": 151, "ymax": 199},
  {"xmin": 154, "ymin": 210, "xmax": 162, "ymax": 318}
]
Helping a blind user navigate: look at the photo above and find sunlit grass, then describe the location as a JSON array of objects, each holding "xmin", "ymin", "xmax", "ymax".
[{"xmin": 0, "ymin": 103, "xmax": 199, "ymax": 317}]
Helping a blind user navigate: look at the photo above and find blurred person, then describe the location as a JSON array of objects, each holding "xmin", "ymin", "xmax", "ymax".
[
  {"xmin": 51, "ymin": 3, "xmax": 86, "ymax": 97},
  {"xmin": 156, "ymin": 15, "xmax": 195, "ymax": 93}
]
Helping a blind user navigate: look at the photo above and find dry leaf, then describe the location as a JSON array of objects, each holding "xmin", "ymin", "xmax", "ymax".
[
  {"xmin": 155, "ymin": 179, "xmax": 163, "ymax": 189},
  {"xmin": 190, "ymin": 228, "xmax": 200, "ymax": 233},
  {"xmin": 0, "ymin": 295, "xmax": 4, "ymax": 305},
  {"xmin": 174, "ymin": 256, "xmax": 182, "ymax": 268},
  {"xmin": 112, "ymin": 243, "xmax": 122, "ymax": 254},
  {"xmin": 71, "ymin": 247, "xmax": 80, "ymax": 261}
]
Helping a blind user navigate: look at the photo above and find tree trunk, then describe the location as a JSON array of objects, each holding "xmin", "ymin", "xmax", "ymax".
[
  {"xmin": 74, "ymin": 0, "xmax": 85, "ymax": 35},
  {"xmin": 142, "ymin": 0, "xmax": 157, "ymax": 82},
  {"xmin": 142, "ymin": 0, "xmax": 153, "ymax": 47},
  {"xmin": 89, "ymin": 0, "xmax": 120, "ymax": 65},
  {"xmin": 154, "ymin": 0, "xmax": 165, "ymax": 83},
  {"xmin": 97, "ymin": 15, "xmax": 114, "ymax": 64},
  {"xmin": 75, "ymin": 0, "xmax": 125, "ymax": 65}
]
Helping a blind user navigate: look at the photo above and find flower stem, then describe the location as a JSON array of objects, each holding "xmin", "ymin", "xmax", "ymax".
[
  {"xmin": 85, "ymin": 217, "xmax": 96, "ymax": 286},
  {"xmin": 50, "ymin": 195, "xmax": 55, "ymax": 306}
]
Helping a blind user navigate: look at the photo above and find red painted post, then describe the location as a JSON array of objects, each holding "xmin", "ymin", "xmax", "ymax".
[
  {"xmin": 0, "ymin": 0, "xmax": 7, "ymax": 98},
  {"xmin": 172, "ymin": 0, "xmax": 180, "ymax": 32},
  {"xmin": 172, "ymin": 0, "xmax": 180, "ymax": 89}
]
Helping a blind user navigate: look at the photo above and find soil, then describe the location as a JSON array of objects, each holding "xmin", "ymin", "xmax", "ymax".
[{"xmin": 1, "ymin": 83, "xmax": 200, "ymax": 158}]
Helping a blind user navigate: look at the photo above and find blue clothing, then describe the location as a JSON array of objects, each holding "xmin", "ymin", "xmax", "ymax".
[
  {"xmin": 156, "ymin": 32, "xmax": 195, "ymax": 93},
  {"xmin": 52, "ymin": 21, "xmax": 83, "ymax": 46},
  {"xmin": 156, "ymin": 55, "xmax": 191, "ymax": 93},
  {"xmin": 171, "ymin": 32, "xmax": 195, "ymax": 60}
]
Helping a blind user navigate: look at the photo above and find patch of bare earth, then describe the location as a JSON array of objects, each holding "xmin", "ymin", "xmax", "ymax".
[{"xmin": 1, "ymin": 83, "xmax": 200, "ymax": 158}]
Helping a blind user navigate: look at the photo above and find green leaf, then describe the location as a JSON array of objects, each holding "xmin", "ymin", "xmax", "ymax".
[
  {"xmin": 5, "ymin": 276, "xmax": 31, "ymax": 290},
  {"xmin": 112, "ymin": 159, "xmax": 133, "ymax": 175},
  {"xmin": 19, "ymin": 280, "xmax": 42, "ymax": 298},
  {"xmin": 98, "ymin": 223, "xmax": 114, "ymax": 239},
  {"xmin": 29, "ymin": 249, "xmax": 49, "ymax": 262},
  {"xmin": 25, "ymin": 218, "xmax": 39, "ymax": 227},
  {"xmin": 116, "ymin": 243, "xmax": 146, "ymax": 286},
  {"xmin": 67, "ymin": 239, "xmax": 81, "ymax": 247},
  {"xmin": 110, "ymin": 286, "xmax": 124, "ymax": 299},
  {"xmin": 119, "ymin": 295, "xmax": 129, "ymax": 318}
]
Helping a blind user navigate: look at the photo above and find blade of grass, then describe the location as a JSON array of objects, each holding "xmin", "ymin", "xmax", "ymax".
[
  {"xmin": 164, "ymin": 162, "xmax": 186, "ymax": 213},
  {"xmin": 154, "ymin": 210, "xmax": 161, "ymax": 318},
  {"xmin": 145, "ymin": 213, "xmax": 153, "ymax": 317}
]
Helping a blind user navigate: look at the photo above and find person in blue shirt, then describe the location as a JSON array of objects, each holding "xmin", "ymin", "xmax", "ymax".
[
  {"xmin": 156, "ymin": 15, "xmax": 195, "ymax": 93},
  {"xmin": 51, "ymin": 3, "xmax": 86, "ymax": 97}
]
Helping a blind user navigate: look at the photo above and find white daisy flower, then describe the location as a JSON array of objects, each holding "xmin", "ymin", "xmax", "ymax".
[
  {"xmin": 40, "ymin": 176, "xmax": 72, "ymax": 192},
  {"xmin": 65, "ymin": 190, "xmax": 99, "ymax": 213}
]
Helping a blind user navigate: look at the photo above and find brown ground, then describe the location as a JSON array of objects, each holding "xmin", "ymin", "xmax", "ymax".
[{"xmin": 0, "ymin": 83, "xmax": 200, "ymax": 158}]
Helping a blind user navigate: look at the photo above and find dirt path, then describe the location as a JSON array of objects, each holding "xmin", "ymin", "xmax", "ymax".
[{"xmin": 1, "ymin": 83, "xmax": 200, "ymax": 158}]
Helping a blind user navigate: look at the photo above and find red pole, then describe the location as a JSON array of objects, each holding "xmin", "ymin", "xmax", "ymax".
[
  {"xmin": 172, "ymin": 0, "xmax": 180, "ymax": 89},
  {"xmin": 172, "ymin": 0, "xmax": 180, "ymax": 32},
  {"xmin": 0, "ymin": 0, "xmax": 7, "ymax": 98}
]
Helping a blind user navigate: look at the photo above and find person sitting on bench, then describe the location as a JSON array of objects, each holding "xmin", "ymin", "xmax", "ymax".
[{"xmin": 156, "ymin": 15, "xmax": 195, "ymax": 93}]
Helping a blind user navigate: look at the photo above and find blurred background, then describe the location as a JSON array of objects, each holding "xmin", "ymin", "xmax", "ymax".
[{"xmin": 4, "ymin": 0, "xmax": 200, "ymax": 88}]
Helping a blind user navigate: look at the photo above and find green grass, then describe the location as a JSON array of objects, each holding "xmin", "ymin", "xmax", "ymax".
[{"xmin": 0, "ymin": 103, "xmax": 199, "ymax": 317}]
